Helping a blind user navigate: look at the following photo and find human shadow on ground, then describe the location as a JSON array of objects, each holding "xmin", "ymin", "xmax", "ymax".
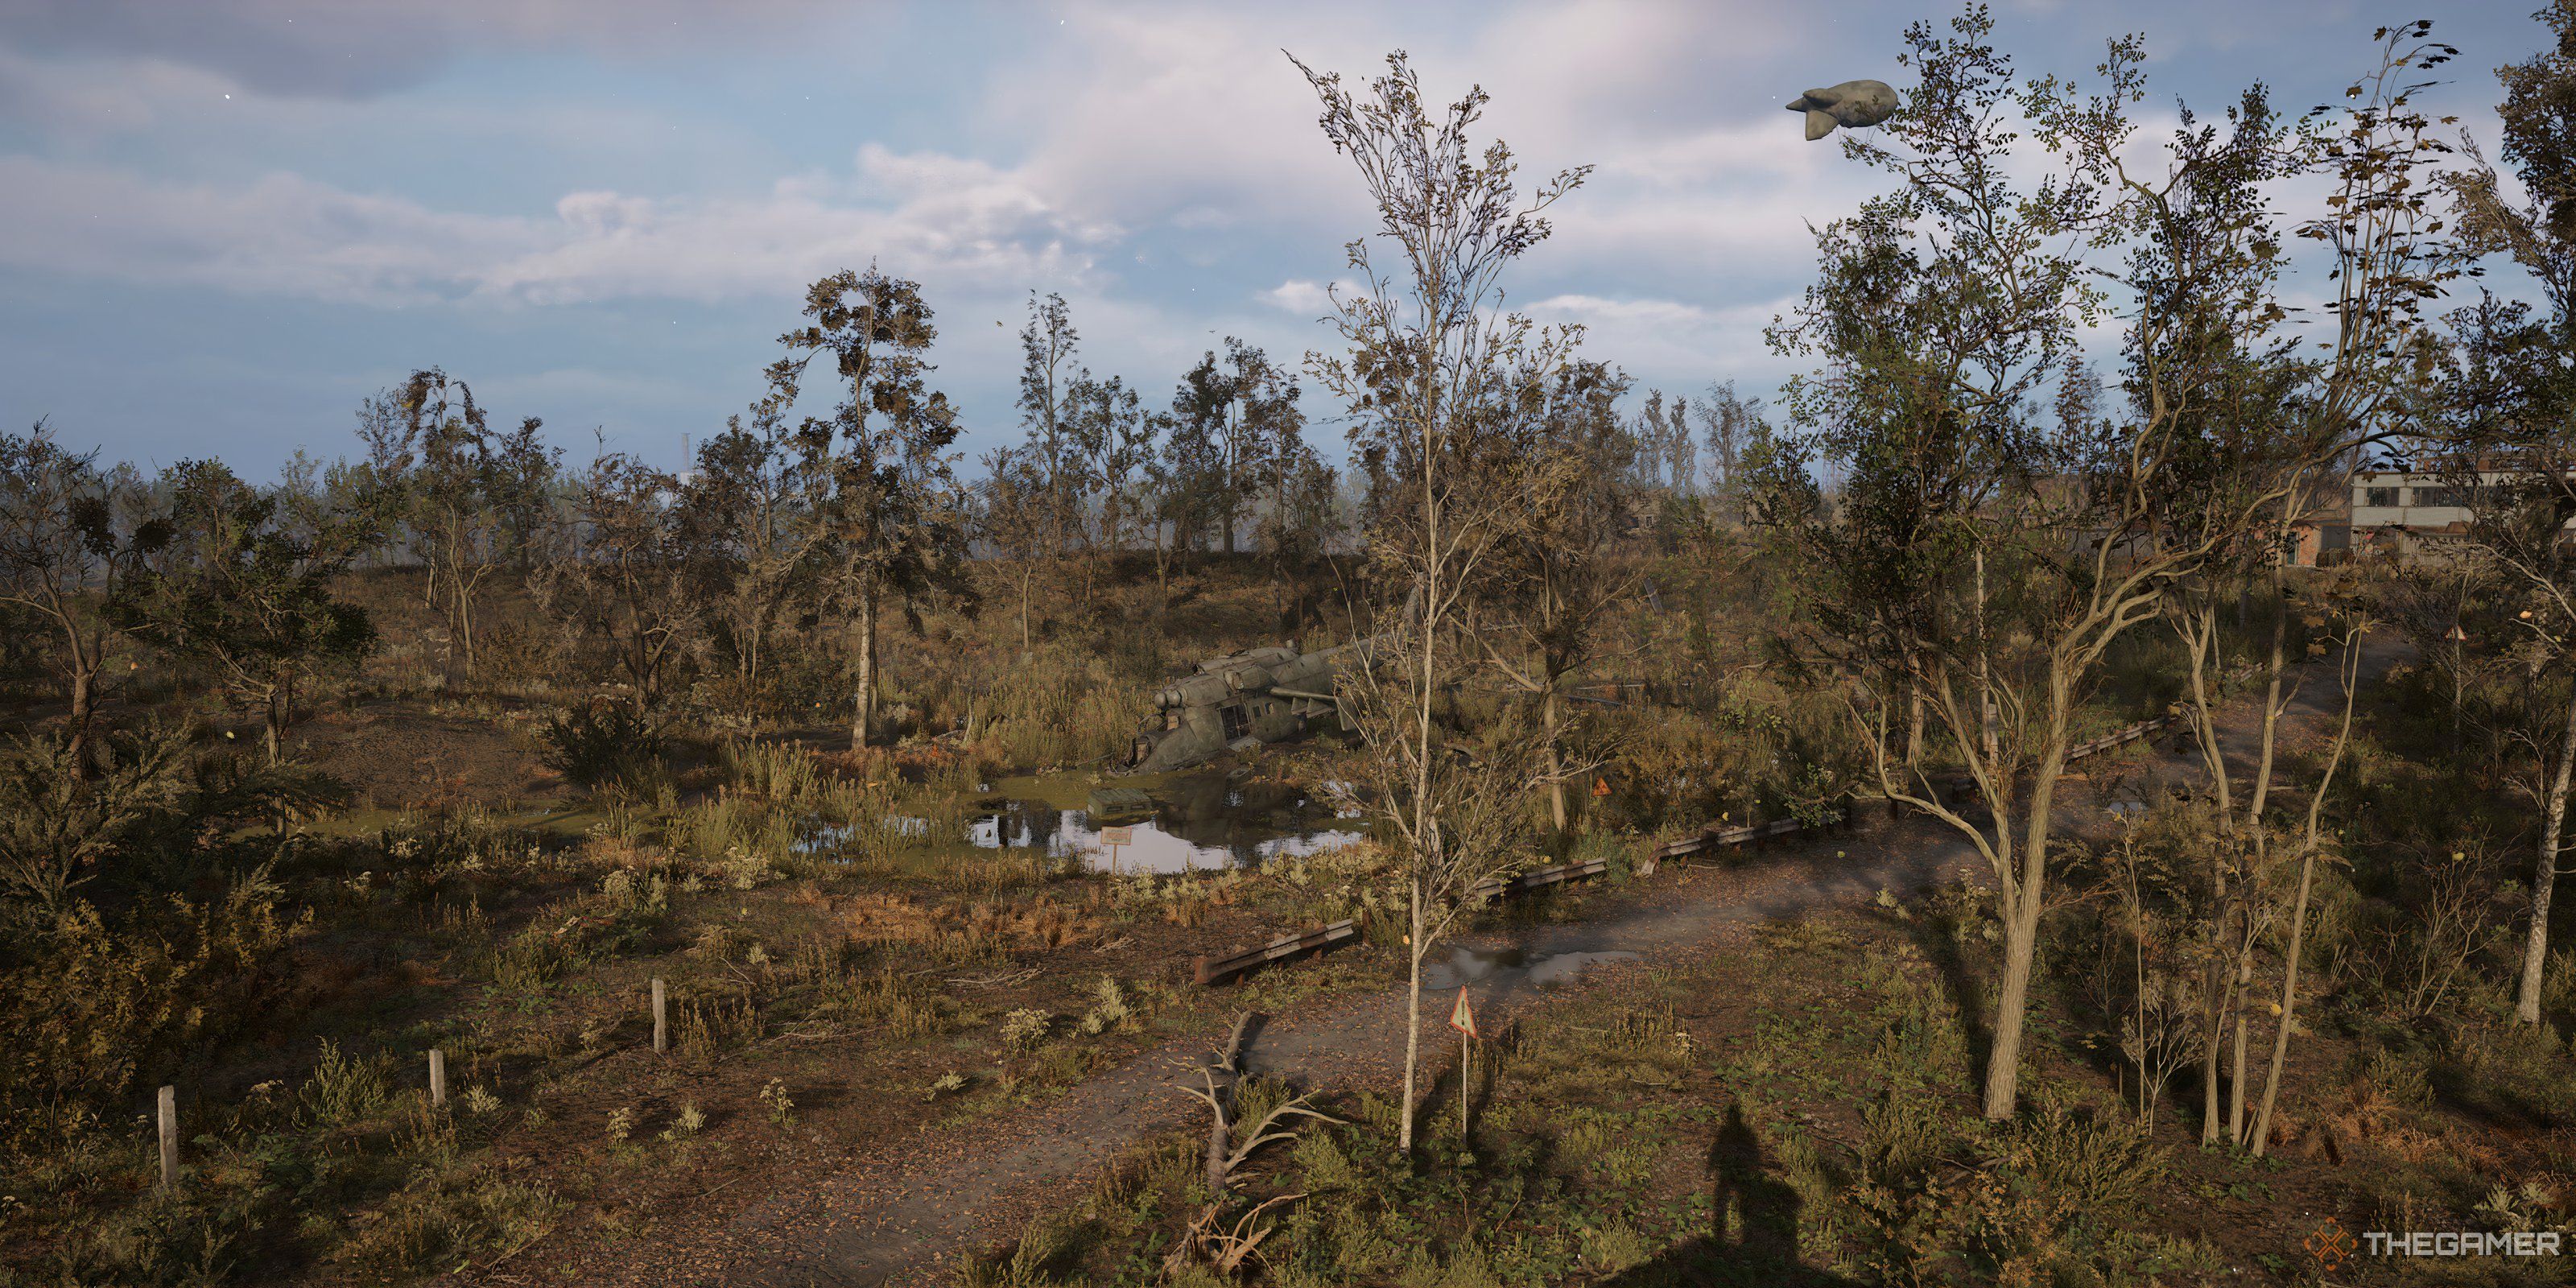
[{"xmin": 1595, "ymin": 1101, "xmax": 1864, "ymax": 1287}]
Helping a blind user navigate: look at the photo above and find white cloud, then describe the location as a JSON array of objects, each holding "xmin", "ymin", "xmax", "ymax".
[
  {"xmin": 0, "ymin": 142, "xmax": 1121, "ymax": 308},
  {"xmin": 0, "ymin": 156, "xmax": 536, "ymax": 304},
  {"xmin": 1257, "ymin": 279, "xmax": 1336, "ymax": 315}
]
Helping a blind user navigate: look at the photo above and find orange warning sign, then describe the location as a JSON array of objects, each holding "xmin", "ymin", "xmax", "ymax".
[{"xmin": 1448, "ymin": 990, "xmax": 1478, "ymax": 1038}]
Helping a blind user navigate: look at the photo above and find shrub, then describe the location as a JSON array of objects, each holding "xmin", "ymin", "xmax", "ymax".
[
  {"xmin": 299, "ymin": 1038, "xmax": 394, "ymax": 1128},
  {"xmin": 1001, "ymin": 1008, "xmax": 1052, "ymax": 1053},
  {"xmin": 537, "ymin": 701, "xmax": 661, "ymax": 791}
]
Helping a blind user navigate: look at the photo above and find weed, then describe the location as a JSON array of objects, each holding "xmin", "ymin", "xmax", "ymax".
[
  {"xmin": 299, "ymin": 1038, "xmax": 393, "ymax": 1129},
  {"xmin": 1001, "ymin": 1008, "xmax": 1052, "ymax": 1054},
  {"xmin": 759, "ymin": 1079, "xmax": 795, "ymax": 1128}
]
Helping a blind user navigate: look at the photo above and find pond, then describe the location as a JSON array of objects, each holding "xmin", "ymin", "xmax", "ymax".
[{"xmin": 969, "ymin": 771, "xmax": 1367, "ymax": 874}]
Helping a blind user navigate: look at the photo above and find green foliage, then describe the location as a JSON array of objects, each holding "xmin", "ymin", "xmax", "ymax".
[
  {"xmin": 536, "ymin": 700, "xmax": 663, "ymax": 791},
  {"xmin": 297, "ymin": 1038, "xmax": 394, "ymax": 1129},
  {"xmin": 0, "ymin": 725, "xmax": 328, "ymax": 1141},
  {"xmin": 110, "ymin": 459, "xmax": 375, "ymax": 760}
]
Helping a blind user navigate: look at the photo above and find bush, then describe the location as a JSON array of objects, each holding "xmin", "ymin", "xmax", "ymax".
[
  {"xmin": 537, "ymin": 701, "xmax": 662, "ymax": 791},
  {"xmin": 1, "ymin": 870, "xmax": 297, "ymax": 1138}
]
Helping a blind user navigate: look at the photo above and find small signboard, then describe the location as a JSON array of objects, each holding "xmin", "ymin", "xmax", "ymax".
[
  {"xmin": 1448, "ymin": 990, "xmax": 1478, "ymax": 1039},
  {"xmin": 1100, "ymin": 826, "xmax": 1135, "ymax": 845}
]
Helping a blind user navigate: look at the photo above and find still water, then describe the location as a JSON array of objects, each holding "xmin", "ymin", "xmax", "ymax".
[{"xmin": 972, "ymin": 774, "xmax": 1365, "ymax": 874}]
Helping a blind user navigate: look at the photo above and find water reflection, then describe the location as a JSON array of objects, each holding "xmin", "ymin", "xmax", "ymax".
[{"xmin": 973, "ymin": 776, "xmax": 1364, "ymax": 873}]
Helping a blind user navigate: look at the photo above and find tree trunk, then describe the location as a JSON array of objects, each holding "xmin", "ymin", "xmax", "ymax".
[
  {"xmin": 1018, "ymin": 568, "xmax": 1034, "ymax": 654},
  {"xmin": 2228, "ymin": 964, "xmax": 2251, "ymax": 1142},
  {"xmin": 1401, "ymin": 883, "xmax": 1423, "ymax": 1152},
  {"xmin": 2199, "ymin": 946, "xmax": 2239, "ymax": 1144},
  {"xmin": 1543, "ymin": 687, "xmax": 1567, "ymax": 832},
  {"xmin": 2518, "ymin": 680, "xmax": 2576, "ymax": 1024},
  {"xmin": 264, "ymin": 682, "xmax": 287, "ymax": 764},
  {"xmin": 852, "ymin": 579, "xmax": 877, "ymax": 749},
  {"xmin": 2254, "ymin": 628, "xmax": 2364, "ymax": 1152},
  {"xmin": 2251, "ymin": 846, "xmax": 2318, "ymax": 1156},
  {"xmin": 66, "ymin": 663, "xmax": 94, "ymax": 782},
  {"xmin": 1905, "ymin": 675, "xmax": 1926, "ymax": 768},
  {"xmin": 1984, "ymin": 870, "xmax": 2042, "ymax": 1120}
]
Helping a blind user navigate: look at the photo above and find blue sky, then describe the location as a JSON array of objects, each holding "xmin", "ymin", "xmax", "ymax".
[{"xmin": 0, "ymin": 0, "xmax": 2551, "ymax": 478}]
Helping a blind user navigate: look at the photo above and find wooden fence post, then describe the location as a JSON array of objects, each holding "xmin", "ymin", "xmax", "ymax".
[
  {"xmin": 157, "ymin": 1086, "xmax": 178, "ymax": 1191},
  {"xmin": 651, "ymin": 976, "xmax": 667, "ymax": 1054},
  {"xmin": 428, "ymin": 1049, "xmax": 447, "ymax": 1107}
]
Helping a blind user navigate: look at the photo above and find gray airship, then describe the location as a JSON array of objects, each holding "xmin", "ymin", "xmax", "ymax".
[
  {"xmin": 1787, "ymin": 80, "xmax": 1900, "ymax": 139},
  {"xmin": 1121, "ymin": 640, "xmax": 1359, "ymax": 774}
]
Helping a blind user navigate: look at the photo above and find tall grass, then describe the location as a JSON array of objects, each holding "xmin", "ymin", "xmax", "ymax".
[{"xmin": 967, "ymin": 654, "xmax": 1149, "ymax": 772}]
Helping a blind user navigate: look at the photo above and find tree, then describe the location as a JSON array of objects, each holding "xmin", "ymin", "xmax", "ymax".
[
  {"xmin": 1017, "ymin": 291, "xmax": 1085, "ymax": 561},
  {"xmin": 1480, "ymin": 359, "xmax": 1640, "ymax": 832},
  {"xmin": 1752, "ymin": 12, "xmax": 2400, "ymax": 1122},
  {"xmin": 975, "ymin": 445, "xmax": 1052, "ymax": 653},
  {"xmin": 380, "ymin": 369, "xmax": 523, "ymax": 679},
  {"xmin": 683, "ymin": 357, "xmax": 828, "ymax": 717},
  {"xmin": 540, "ymin": 447, "xmax": 699, "ymax": 719},
  {"xmin": 1291, "ymin": 47, "xmax": 1588, "ymax": 1152},
  {"xmin": 1695, "ymin": 381, "xmax": 1763, "ymax": 524},
  {"xmin": 111, "ymin": 460, "xmax": 374, "ymax": 762},
  {"xmin": 1171, "ymin": 340, "xmax": 1300, "ymax": 556},
  {"xmin": 2127, "ymin": 24, "xmax": 2462, "ymax": 1140},
  {"xmin": 2444, "ymin": 0, "xmax": 2576, "ymax": 1026},
  {"xmin": 0, "ymin": 423, "xmax": 151, "ymax": 777},
  {"xmin": 782, "ymin": 268, "xmax": 976, "ymax": 749},
  {"xmin": 1071, "ymin": 371, "xmax": 1155, "ymax": 559}
]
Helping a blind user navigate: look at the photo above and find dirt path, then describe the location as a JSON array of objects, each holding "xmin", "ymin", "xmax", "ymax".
[{"xmin": 539, "ymin": 639, "xmax": 2402, "ymax": 1288}]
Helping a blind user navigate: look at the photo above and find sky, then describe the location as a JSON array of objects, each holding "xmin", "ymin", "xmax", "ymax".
[{"xmin": 0, "ymin": 0, "xmax": 2554, "ymax": 478}]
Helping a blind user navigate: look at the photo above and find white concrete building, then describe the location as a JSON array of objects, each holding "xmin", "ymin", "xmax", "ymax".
[{"xmin": 2344, "ymin": 467, "xmax": 2576, "ymax": 559}]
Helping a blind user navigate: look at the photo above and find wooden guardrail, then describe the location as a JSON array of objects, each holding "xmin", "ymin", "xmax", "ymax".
[
  {"xmin": 1920, "ymin": 713, "xmax": 2182, "ymax": 804},
  {"xmin": 2062, "ymin": 714, "xmax": 2175, "ymax": 766},
  {"xmin": 1653, "ymin": 813, "xmax": 1844, "ymax": 861},
  {"xmin": 1468, "ymin": 857, "xmax": 1609, "ymax": 902},
  {"xmin": 1194, "ymin": 919, "xmax": 1359, "ymax": 986}
]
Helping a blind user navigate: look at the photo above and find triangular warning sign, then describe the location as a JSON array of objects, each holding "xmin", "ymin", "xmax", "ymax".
[{"xmin": 1448, "ymin": 990, "xmax": 1478, "ymax": 1039}]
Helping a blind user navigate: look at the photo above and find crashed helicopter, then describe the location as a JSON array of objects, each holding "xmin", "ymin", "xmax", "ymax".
[{"xmin": 1121, "ymin": 639, "xmax": 1361, "ymax": 774}]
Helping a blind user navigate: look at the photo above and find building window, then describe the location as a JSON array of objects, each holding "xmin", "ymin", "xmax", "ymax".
[
  {"xmin": 2364, "ymin": 486, "xmax": 2398, "ymax": 507},
  {"xmin": 2411, "ymin": 487, "xmax": 2462, "ymax": 508}
]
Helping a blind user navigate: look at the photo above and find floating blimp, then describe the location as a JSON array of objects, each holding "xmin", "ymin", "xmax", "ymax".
[{"xmin": 1786, "ymin": 80, "xmax": 1900, "ymax": 139}]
